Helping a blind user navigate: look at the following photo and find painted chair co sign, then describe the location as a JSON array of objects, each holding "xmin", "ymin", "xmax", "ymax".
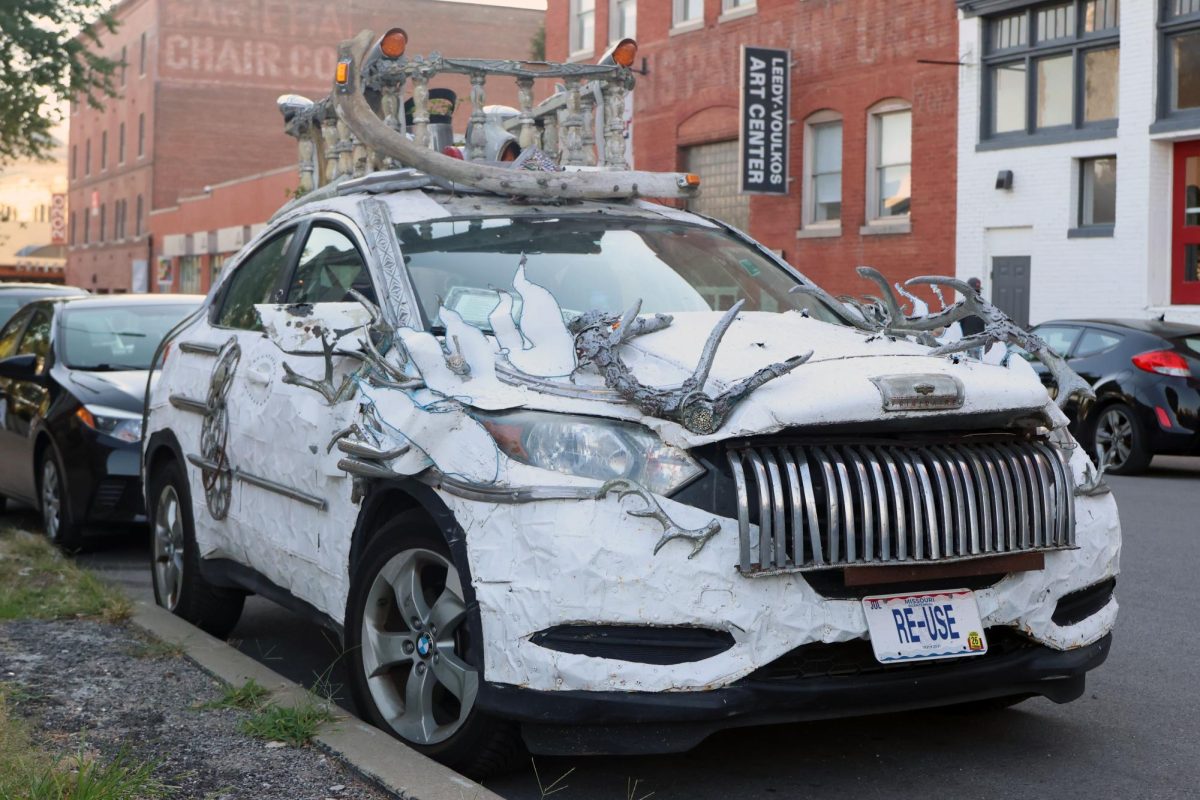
[{"xmin": 739, "ymin": 46, "xmax": 790, "ymax": 195}]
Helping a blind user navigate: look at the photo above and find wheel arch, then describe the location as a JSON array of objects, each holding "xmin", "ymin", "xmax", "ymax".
[
  {"xmin": 143, "ymin": 429, "xmax": 188, "ymax": 514},
  {"xmin": 350, "ymin": 478, "xmax": 485, "ymax": 674}
]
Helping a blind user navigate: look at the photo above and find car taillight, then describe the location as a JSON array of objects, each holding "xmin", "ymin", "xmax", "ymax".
[{"xmin": 1131, "ymin": 349, "xmax": 1191, "ymax": 377}]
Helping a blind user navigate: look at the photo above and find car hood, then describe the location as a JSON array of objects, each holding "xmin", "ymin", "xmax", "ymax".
[
  {"xmin": 581, "ymin": 311, "xmax": 1057, "ymax": 444},
  {"xmin": 65, "ymin": 369, "xmax": 152, "ymax": 414}
]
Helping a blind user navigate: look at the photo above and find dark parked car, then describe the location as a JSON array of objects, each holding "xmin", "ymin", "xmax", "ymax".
[
  {"xmin": 0, "ymin": 294, "xmax": 202, "ymax": 547},
  {"xmin": 0, "ymin": 283, "xmax": 88, "ymax": 327},
  {"xmin": 1028, "ymin": 318, "xmax": 1200, "ymax": 474}
]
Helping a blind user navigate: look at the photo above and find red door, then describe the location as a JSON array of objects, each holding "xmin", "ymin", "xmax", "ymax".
[{"xmin": 1173, "ymin": 140, "xmax": 1200, "ymax": 305}]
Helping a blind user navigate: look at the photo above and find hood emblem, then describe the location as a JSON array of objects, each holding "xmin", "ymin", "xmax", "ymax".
[{"xmin": 871, "ymin": 374, "xmax": 964, "ymax": 412}]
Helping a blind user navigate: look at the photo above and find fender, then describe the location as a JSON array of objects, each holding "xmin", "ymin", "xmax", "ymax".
[{"xmin": 143, "ymin": 428, "xmax": 187, "ymax": 513}]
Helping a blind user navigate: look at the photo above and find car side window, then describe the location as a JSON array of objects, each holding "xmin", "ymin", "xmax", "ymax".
[
  {"xmin": 16, "ymin": 309, "xmax": 52, "ymax": 371},
  {"xmin": 286, "ymin": 226, "xmax": 375, "ymax": 305},
  {"xmin": 1034, "ymin": 326, "xmax": 1081, "ymax": 358},
  {"xmin": 1075, "ymin": 329, "xmax": 1122, "ymax": 359},
  {"xmin": 0, "ymin": 306, "xmax": 34, "ymax": 359},
  {"xmin": 215, "ymin": 231, "xmax": 295, "ymax": 330}
]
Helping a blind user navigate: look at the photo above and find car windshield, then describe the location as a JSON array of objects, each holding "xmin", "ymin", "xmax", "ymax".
[
  {"xmin": 395, "ymin": 216, "xmax": 844, "ymax": 330},
  {"xmin": 61, "ymin": 303, "xmax": 198, "ymax": 371}
]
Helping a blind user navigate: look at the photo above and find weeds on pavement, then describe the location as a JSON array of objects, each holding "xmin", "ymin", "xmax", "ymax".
[
  {"xmin": 0, "ymin": 690, "xmax": 168, "ymax": 799},
  {"xmin": 238, "ymin": 696, "xmax": 335, "ymax": 747},
  {"xmin": 0, "ymin": 528, "xmax": 130, "ymax": 623},
  {"xmin": 196, "ymin": 678, "xmax": 270, "ymax": 711}
]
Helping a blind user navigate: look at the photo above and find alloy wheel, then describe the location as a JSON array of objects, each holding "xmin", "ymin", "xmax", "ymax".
[
  {"xmin": 1094, "ymin": 407, "xmax": 1134, "ymax": 471},
  {"xmin": 152, "ymin": 484, "xmax": 185, "ymax": 611},
  {"xmin": 41, "ymin": 460, "xmax": 61, "ymax": 542},
  {"xmin": 361, "ymin": 548, "xmax": 478, "ymax": 746}
]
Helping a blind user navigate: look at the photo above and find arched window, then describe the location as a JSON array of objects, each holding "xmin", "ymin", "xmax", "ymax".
[
  {"xmin": 801, "ymin": 110, "xmax": 842, "ymax": 230},
  {"xmin": 866, "ymin": 98, "xmax": 911, "ymax": 224}
]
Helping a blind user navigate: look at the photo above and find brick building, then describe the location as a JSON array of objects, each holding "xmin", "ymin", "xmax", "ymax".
[
  {"xmin": 67, "ymin": 0, "xmax": 544, "ymax": 293},
  {"xmin": 546, "ymin": 0, "xmax": 959, "ymax": 296}
]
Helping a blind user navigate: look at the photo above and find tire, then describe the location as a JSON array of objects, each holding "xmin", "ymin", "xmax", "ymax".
[
  {"xmin": 1088, "ymin": 402, "xmax": 1152, "ymax": 475},
  {"xmin": 40, "ymin": 448, "xmax": 83, "ymax": 552},
  {"xmin": 148, "ymin": 459, "xmax": 245, "ymax": 639},
  {"xmin": 345, "ymin": 513, "xmax": 523, "ymax": 779}
]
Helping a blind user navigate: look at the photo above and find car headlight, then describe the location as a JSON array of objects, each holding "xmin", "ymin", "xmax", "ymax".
[
  {"xmin": 75, "ymin": 404, "xmax": 143, "ymax": 443},
  {"xmin": 473, "ymin": 410, "xmax": 704, "ymax": 495}
]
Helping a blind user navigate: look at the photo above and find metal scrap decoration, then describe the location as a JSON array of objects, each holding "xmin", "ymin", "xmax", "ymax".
[
  {"xmin": 796, "ymin": 266, "xmax": 1095, "ymax": 410},
  {"xmin": 596, "ymin": 478, "xmax": 721, "ymax": 558},
  {"xmin": 569, "ymin": 299, "xmax": 812, "ymax": 435},
  {"xmin": 199, "ymin": 337, "xmax": 240, "ymax": 520}
]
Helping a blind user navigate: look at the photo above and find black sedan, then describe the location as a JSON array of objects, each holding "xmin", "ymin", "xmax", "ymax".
[
  {"xmin": 1028, "ymin": 318, "xmax": 1200, "ymax": 474},
  {"xmin": 0, "ymin": 294, "xmax": 201, "ymax": 548},
  {"xmin": 0, "ymin": 283, "xmax": 87, "ymax": 326}
]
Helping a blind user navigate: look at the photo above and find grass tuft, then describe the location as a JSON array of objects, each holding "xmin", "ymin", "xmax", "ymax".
[
  {"xmin": 237, "ymin": 696, "xmax": 335, "ymax": 747},
  {"xmin": 0, "ymin": 690, "xmax": 168, "ymax": 800},
  {"xmin": 126, "ymin": 638, "xmax": 186, "ymax": 661},
  {"xmin": 197, "ymin": 679, "xmax": 270, "ymax": 712},
  {"xmin": 0, "ymin": 529, "xmax": 130, "ymax": 623}
]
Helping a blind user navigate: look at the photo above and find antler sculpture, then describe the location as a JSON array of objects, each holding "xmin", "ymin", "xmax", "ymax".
[
  {"xmin": 570, "ymin": 299, "xmax": 812, "ymax": 435},
  {"xmin": 596, "ymin": 478, "xmax": 722, "ymax": 557},
  {"xmin": 812, "ymin": 267, "xmax": 1094, "ymax": 410}
]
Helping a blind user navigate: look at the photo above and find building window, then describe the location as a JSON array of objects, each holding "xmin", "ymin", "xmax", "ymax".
[
  {"xmin": 83, "ymin": 212, "xmax": 90, "ymax": 245},
  {"xmin": 1074, "ymin": 156, "xmax": 1117, "ymax": 234},
  {"xmin": 982, "ymin": 0, "xmax": 1118, "ymax": 144},
  {"xmin": 1160, "ymin": 0, "xmax": 1200, "ymax": 122},
  {"xmin": 69, "ymin": 212, "xmax": 76, "ymax": 246},
  {"xmin": 179, "ymin": 256, "xmax": 202, "ymax": 294},
  {"xmin": 802, "ymin": 111, "xmax": 842, "ymax": 228},
  {"xmin": 120, "ymin": 45, "xmax": 126, "ymax": 86},
  {"xmin": 70, "ymin": 145, "xmax": 77, "ymax": 180},
  {"xmin": 138, "ymin": 113, "xmax": 145, "ymax": 157},
  {"xmin": 135, "ymin": 195, "xmax": 143, "ymax": 237},
  {"xmin": 610, "ymin": 0, "xmax": 636, "ymax": 41},
  {"xmin": 98, "ymin": 204, "xmax": 106, "ymax": 243},
  {"xmin": 118, "ymin": 122, "xmax": 125, "ymax": 164},
  {"xmin": 722, "ymin": 0, "xmax": 755, "ymax": 12},
  {"xmin": 85, "ymin": 139, "xmax": 91, "ymax": 175},
  {"xmin": 139, "ymin": 32, "xmax": 147, "ymax": 75},
  {"xmin": 100, "ymin": 131, "xmax": 107, "ymax": 171},
  {"xmin": 867, "ymin": 101, "xmax": 911, "ymax": 223},
  {"xmin": 569, "ymin": 0, "xmax": 595, "ymax": 55},
  {"xmin": 673, "ymin": 0, "xmax": 703, "ymax": 27}
]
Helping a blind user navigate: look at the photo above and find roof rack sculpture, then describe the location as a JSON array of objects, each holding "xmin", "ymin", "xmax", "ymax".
[{"xmin": 279, "ymin": 29, "xmax": 701, "ymax": 201}]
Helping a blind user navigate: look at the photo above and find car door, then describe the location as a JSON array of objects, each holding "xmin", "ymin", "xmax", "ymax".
[
  {"xmin": 0, "ymin": 305, "xmax": 35, "ymax": 496},
  {"xmin": 245, "ymin": 220, "xmax": 379, "ymax": 614},
  {"xmin": 3, "ymin": 305, "xmax": 54, "ymax": 501},
  {"xmin": 187, "ymin": 227, "xmax": 302, "ymax": 573},
  {"xmin": 1026, "ymin": 324, "xmax": 1083, "ymax": 391},
  {"xmin": 1067, "ymin": 327, "xmax": 1125, "ymax": 388}
]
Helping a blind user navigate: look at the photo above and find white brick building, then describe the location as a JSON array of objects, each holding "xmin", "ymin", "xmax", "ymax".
[{"xmin": 956, "ymin": 0, "xmax": 1200, "ymax": 327}]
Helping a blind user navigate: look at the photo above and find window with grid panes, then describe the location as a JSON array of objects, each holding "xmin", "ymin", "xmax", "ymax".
[
  {"xmin": 981, "ymin": 0, "xmax": 1118, "ymax": 144},
  {"xmin": 1160, "ymin": 0, "xmax": 1200, "ymax": 122}
]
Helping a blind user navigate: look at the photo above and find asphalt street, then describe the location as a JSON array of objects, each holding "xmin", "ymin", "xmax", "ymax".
[{"xmin": 19, "ymin": 455, "xmax": 1199, "ymax": 800}]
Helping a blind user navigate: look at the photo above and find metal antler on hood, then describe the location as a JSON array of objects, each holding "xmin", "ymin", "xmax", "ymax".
[
  {"xmin": 832, "ymin": 267, "xmax": 1093, "ymax": 410},
  {"xmin": 570, "ymin": 299, "xmax": 812, "ymax": 435}
]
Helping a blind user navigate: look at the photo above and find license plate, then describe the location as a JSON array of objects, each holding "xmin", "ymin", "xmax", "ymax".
[{"xmin": 862, "ymin": 589, "xmax": 988, "ymax": 664}]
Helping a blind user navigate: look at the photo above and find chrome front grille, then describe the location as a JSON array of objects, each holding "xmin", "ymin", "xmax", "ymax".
[{"xmin": 726, "ymin": 438, "xmax": 1075, "ymax": 574}]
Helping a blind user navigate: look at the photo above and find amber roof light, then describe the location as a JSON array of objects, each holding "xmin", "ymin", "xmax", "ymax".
[
  {"xmin": 612, "ymin": 38, "xmax": 637, "ymax": 68},
  {"xmin": 380, "ymin": 28, "xmax": 408, "ymax": 58}
]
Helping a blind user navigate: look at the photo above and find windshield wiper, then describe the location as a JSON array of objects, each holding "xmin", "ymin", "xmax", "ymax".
[{"xmin": 80, "ymin": 363, "xmax": 145, "ymax": 372}]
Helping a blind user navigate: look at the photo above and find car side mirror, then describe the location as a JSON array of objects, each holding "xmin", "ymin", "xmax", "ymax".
[{"xmin": 0, "ymin": 354, "xmax": 41, "ymax": 382}]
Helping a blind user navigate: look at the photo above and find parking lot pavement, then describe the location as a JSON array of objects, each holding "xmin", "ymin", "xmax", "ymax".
[{"xmin": 8, "ymin": 455, "xmax": 1198, "ymax": 799}]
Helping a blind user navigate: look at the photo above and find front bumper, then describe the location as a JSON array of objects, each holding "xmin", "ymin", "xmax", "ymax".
[
  {"xmin": 481, "ymin": 633, "xmax": 1111, "ymax": 755},
  {"xmin": 63, "ymin": 432, "xmax": 146, "ymax": 527}
]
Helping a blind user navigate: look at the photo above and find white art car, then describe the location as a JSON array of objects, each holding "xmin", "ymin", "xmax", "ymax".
[{"xmin": 143, "ymin": 30, "xmax": 1120, "ymax": 777}]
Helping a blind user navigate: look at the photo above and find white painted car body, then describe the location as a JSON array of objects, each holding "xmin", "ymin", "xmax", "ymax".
[{"xmin": 144, "ymin": 188, "xmax": 1120, "ymax": 699}]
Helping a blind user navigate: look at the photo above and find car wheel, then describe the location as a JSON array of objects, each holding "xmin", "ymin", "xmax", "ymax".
[
  {"xmin": 40, "ymin": 449, "xmax": 82, "ymax": 551},
  {"xmin": 148, "ymin": 459, "xmax": 245, "ymax": 638},
  {"xmin": 1090, "ymin": 402, "xmax": 1151, "ymax": 475},
  {"xmin": 345, "ymin": 513, "xmax": 522, "ymax": 778}
]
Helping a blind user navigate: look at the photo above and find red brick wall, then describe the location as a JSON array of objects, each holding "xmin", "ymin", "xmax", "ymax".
[
  {"xmin": 546, "ymin": 0, "xmax": 958, "ymax": 298},
  {"xmin": 69, "ymin": 0, "xmax": 544, "ymax": 291}
]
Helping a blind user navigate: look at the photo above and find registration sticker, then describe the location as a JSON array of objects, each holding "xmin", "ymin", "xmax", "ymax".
[{"xmin": 862, "ymin": 589, "xmax": 988, "ymax": 664}]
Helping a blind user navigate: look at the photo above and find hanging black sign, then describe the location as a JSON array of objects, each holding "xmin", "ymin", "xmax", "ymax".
[{"xmin": 739, "ymin": 46, "xmax": 790, "ymax": 195}]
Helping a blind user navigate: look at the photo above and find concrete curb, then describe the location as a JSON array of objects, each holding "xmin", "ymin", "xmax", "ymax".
[{"xmin": 131, "ymin": 601, "xmax": 503, "ymax": 800}]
